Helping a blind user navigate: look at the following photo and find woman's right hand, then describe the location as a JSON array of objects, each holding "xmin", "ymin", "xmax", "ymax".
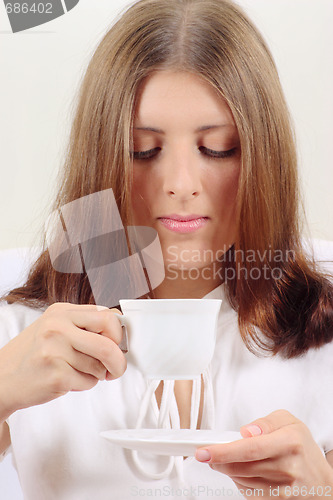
[{"xmin": 0, "ymin": 303, "xmax": 127, "ymax": 420}]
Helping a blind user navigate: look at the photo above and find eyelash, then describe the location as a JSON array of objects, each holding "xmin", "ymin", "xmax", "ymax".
[
  {"xmin": 131, "ymin": 147, "xmax": 237, "ymax": 161},
  {"xmin": 199, "ymin": 146, "xmax": 237, "ymax": 159},
  {"xmin": 132, "ymin": 148, "xmax": 160, "ymax": 160}
]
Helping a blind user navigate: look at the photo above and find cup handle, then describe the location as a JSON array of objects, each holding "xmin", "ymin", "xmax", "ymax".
[{"xmin": 116, "ymin": 314, "xmax": 128, "ymax": 353}]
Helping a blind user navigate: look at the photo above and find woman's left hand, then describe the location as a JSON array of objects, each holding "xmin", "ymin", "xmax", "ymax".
[{"xmin": 195, "ymin": 410, "xmax": 333, "ymax": 499}]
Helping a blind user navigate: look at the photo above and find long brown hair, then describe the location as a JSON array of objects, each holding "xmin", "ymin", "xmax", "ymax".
[{"xmin": 5, "ymin": 0, "xmax": 332, "ymax": 357}]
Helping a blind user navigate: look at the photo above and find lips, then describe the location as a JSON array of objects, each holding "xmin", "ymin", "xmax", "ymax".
[{"xmin": 157, "ymin": 214, "xmax": 209, "ymax": 233}]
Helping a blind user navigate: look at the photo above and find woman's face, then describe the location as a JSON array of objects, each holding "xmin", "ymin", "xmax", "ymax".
[{"xmin": 131, "ymin": 70, "xmax": 240, "ymax": 286}]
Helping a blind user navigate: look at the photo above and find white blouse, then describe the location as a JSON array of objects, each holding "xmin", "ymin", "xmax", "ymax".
[{"xmin": 1, "ymin": 284, "xmax": 333, "ymax": 499}]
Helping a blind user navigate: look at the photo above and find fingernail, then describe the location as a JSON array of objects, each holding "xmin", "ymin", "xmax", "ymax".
[
  {"xmin": 97, "ymin": 305, "xmax": 108, "ymax": 311},
  {"xmin": 195, "ymin": 449, "xmax": 211, "ymax": 462},
  {"xmin": 245, "ymin": 424, "xmax": 262, "ymax": 437}
]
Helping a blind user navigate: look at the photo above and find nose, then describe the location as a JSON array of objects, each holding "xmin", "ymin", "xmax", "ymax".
[{"xmin": 162, "ymin": 147, "xmax": 202, "ymax": 201}]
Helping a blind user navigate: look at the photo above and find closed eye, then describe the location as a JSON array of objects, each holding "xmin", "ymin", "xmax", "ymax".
[
  {"xmin": 131, "ymin": 147, "xmax": 161, "ymax": 160},
  {"xmin": 199, "ymin": 146, "xmax": 238, "ymax": 159},
  {"xmin": 131, "ymin": 146, "xmax": 238, "ymax": 160}
]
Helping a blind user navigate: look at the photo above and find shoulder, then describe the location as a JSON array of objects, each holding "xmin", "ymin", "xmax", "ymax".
[
  {"xmin": 0, "ymin": 302, "xmax": 43, "ymax": 346},
  {"xmin": 278, "ymin": 340, "xmax": 333, "ymax": 381},
  {"xmin": 298, "ymin": 339, "xmax": 333, "ymax": 370}
]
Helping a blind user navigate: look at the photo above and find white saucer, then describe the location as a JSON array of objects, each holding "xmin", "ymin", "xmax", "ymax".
[{"xmin": 100, "ymin": 429, "xmax": 242, "ymax": 456}]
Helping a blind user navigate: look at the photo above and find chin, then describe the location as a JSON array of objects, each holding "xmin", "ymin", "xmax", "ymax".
[{"xmin": 164, "ymin": 257, "xmax": 216, "ymax": 272}]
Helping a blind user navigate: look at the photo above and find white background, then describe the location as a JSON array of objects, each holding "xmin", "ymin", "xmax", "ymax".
[{"xmin": 0, "ymin": 0, "xmax": 332, "ymax": 496}]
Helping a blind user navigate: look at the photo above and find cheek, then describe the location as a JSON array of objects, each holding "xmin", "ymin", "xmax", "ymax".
[
  {"xmin": 211, "ymin": 165, "xmax": 240, "ymax": 214},
  {"xmin": 130, "ymin": 168, "xmax": 156, "ymax": 221},
  {"xmin": 131, "ymin": 172, "xmax": 143, "ymax": 208}
]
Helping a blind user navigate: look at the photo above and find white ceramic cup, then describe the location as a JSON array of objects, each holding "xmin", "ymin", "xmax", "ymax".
[{"xmin": 119, "ymin": 299, "xmax": 222, "ymax": 379}]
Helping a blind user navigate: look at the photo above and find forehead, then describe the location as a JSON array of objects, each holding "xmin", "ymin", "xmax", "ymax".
[{"xmin": 134, "ymin": 70, "xmax": 236, "ymax": 129}]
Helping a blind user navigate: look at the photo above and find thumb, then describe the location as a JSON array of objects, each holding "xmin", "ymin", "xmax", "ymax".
[
  {"xmin": 240, "ymin": 409, "xmax": 299, "ymax": 438},
  {"xmin": 240, "ymin": 422, "xmax": 263, "ymax": 438}
]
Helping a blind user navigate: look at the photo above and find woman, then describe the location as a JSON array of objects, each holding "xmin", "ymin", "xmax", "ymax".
[{"xmin": 1, "ymin": 0, "xmax": 333, "ymax": 498}]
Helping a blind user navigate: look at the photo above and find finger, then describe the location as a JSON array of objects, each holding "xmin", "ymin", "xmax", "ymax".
[
  {"xmin": 70, "ymin": 328, "xmax": 127, "ymax": 379},
  {"xmin": 196, "ymin": 428, "xmax": 292, "ymax": 464},
  {"xmin": 240, "ymin": 409, "xmax": 300, "ymax": 438},
  {"xmin": 68, "ymin": 348, "xmax": 107, "ymax": 381},
  {"xmin": 47, "ymin": 302, "xmax": 107, "ymax": 312},
  {"xmin": 110, "ymin": 309, "xmax": 128, "ymax": 353},
  {"xmin": 108, "ymin": 309, "xmax": 128, "ymax": 353},
  {"xmin": 64, "ymin": 367, "xmax": 100, "ymax": 392},
  {"xmin": 45, "ymin": 360, "xmax": 100, "ymax": 395},
  {"xmin": 211, "ymin": 458, "xmax": 291, "ymax": 482},
  {"xmin": 69, "ymin": 309, "xmax": 123, "ymax": 345},
  {"xmin": 46, "ymin": 303, "xmax": 124, "ymax": 345}
]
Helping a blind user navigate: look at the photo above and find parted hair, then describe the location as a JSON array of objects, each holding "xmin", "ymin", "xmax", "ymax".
[{"xmin": 5, "ymin": 0, "xmax": 333, "ymax": 357}]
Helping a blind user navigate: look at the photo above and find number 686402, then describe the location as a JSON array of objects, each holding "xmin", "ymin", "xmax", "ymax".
[{"xmin": 5, "ymin": 3, "xmax": 53, "ymax": 14}]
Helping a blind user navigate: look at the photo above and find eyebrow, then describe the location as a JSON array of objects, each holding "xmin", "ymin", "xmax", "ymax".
[{"xmin": 134, "ymin": 124, "xmax": 234, "ymax": 134}]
